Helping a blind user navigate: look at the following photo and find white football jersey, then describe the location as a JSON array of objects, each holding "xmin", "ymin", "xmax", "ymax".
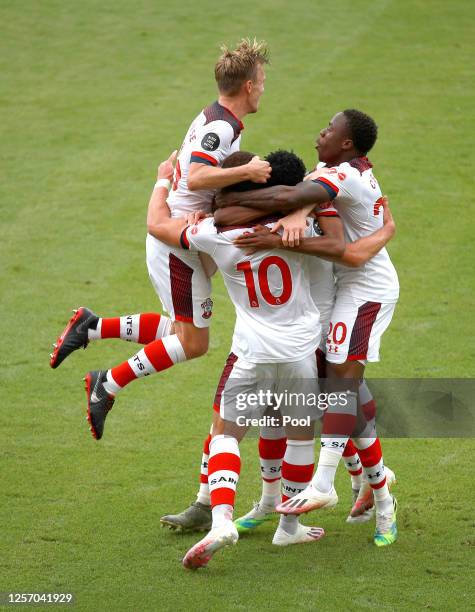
[
  {"xmin": 167, "ymin": 101, "xmax": 243, "ymax": 218},
  {"xmin": 313, "ymin": 158, "xmax": 399, "ymax": 303},
  {"xmin": 181, "ymin": 218, "xmax": 321, "ymax": 363}
]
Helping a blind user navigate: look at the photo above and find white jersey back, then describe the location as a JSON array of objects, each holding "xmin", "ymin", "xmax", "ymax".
[
  {"xmin": 181, "ymin": 218, "xmax": 321, "ymax": 363},
  {"xmin": 168, "ymin": 101, "xmax": 243, "ymax": 218},
  {"xmin": 313, "ymin": 158, "xmax": 399, "ymax": 303}
]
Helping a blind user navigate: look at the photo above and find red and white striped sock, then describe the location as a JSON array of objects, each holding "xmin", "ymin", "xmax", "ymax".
[
  {"xmin": 313, "ymin": 390, "xmax": 358, "ymax": 492},
  {"xmin": 353, "ymin": 436, "xmax": 392, "ymax": 512},
  {"xmin": 342, "ymin": 439, "xmax": 363, "ymax": 490},
  {"xmin": 88, "ymin": 312, "xmax": 172, "ymax": 344},
  {"xmin": 196, "ymin": 432, "xmax": 212, "ymax": 506},
  {"xmin": 208, "ymin": 435, "xmax": 241, "ymax": 528},
  {"xmin": 280, "ymin": 439, "xmax": 315, "ymax": 535},
  {"xmin": 103, "ymin": 335, "xmax": 186, "ymax": 395},
  {"xmin": 258, "ymin": 426, "xmax": 287, "ymax": 508},
  {"xmin": 359, "ymin": 379, "xmax": 377, "ymax": 430}
]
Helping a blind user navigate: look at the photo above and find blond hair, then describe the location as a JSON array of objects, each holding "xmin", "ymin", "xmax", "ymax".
[{"xmin": 215, "ymin": 38, "xmax": 269, "ymax": 95}]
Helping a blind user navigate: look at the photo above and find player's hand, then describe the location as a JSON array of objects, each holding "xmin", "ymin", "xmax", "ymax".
[
  {"xmin": 270, "ymin": 209, "xmax": 309, "ymax": 247},
  {"xmin": 233, "ymin": 225, "xmax": 280, "ymax": 254},
  {"xmin": 157, "ymin": 150, "xmax": 177, "ymax": 182},
  {"xmin": 380, "ymin": 195, "xmax": 396, "ymax": 237},
  {"xmin": 246, "ymin": 156, "xmax": 271, "ymax": 184},
  {"xmin": 184, "ymin": 211, "xmax": 208, "ymax": 226}
]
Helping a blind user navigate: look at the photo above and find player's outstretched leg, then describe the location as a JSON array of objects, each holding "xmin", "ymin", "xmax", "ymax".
[
  {"xmin": 50, "ymin": 309, "xmax": 173, "ymax": 369},
  {"xmin": 160, "ymin": 433, "xmax": 212, "ymax": 532},
  {"xmin": 183, "ymin": 436, "xmax": 240, "ymax": 569},
  {"xmin": 84, "ymin": 335, "xmax": 186, "ymax": 440},
  {"xmin": 50, "ymin": 307, "xmax": 98, "ymax": 368},
  {"xmin": 272, "ymin": 440, "xmax": 325, "ymax": 546},
  {"xmin": 234, "ymin": 426, "xmax": 286, "ymax": 533}
]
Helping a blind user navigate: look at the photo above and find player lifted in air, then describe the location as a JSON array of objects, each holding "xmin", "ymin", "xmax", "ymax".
[
  {"xmin": 49, "ymin": 39, "xmax": 271, "ymax": 439},
  {"xmin": 216, "ymin": 109, "xmax": 399, "ymax": 546}
]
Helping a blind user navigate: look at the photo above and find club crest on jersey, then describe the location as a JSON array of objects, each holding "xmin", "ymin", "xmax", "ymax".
[
  {"xmin": 201, "ymin": 298, "xmax": 213, "ymax": 319},
  {"xmin": 201, "ymin": 132, "xmax": 220, "ymax": 152}
]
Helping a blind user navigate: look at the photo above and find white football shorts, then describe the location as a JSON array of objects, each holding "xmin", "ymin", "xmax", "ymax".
[
  {"xmin": 325, "ymin": 294, "xmax": 397, "ymax": 364},
  {"xmin": 146, "ymin": 234, "xmax": 213, "ymax": 328},
  {"xmin": 213, "ymin": 352, "xmax": 322, "ymax": 424}
]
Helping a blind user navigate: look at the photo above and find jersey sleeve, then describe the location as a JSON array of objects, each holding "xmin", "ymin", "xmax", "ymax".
[
  {"xmin": 179, "ymin": 218, "xmax": 220, "ymax": 256},
  {"xmin": 189, "ymin": 120, "xmax": 235, "ymax": 168},
  {"xmin": 311, "ymin": 164, "xmax": 359, "ymax": 201},
  {"xmin": 314, "ymin": 201, "xmax": 340, "ymax": 218}
]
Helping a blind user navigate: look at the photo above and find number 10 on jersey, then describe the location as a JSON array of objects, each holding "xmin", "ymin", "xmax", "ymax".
[{"xmin": 237, "ymin": 256, "xmax": 293, "ymax": 308}]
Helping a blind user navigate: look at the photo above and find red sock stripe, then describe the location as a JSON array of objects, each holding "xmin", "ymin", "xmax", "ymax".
[
  {"xmin": 362, "ymin": 399, "xmax": 377, "ymax": 421},
  {"xmin": 101, "ymin": 318, "xmax": 120, "ymax": 338},
  {"xmin": 258, "ymin": 436, "xmax": 287, "ymax": 460},
  {"xmin": 210, "ymin": 487, "xmax": 236, "ymax": 507},
  {"xmin": 282, "ymin": 461, "xmax": 315, "ymax": 483},
  {"xmin": 143, "ymin": 339, "xmax": 174, "ymax": 371},
  {"xmin": 200, "ymin": 474, "xmax": 208, "ymax": 484},
  {"xmin": 371, "ymin": 476, "xmax": 387, "ymax": 490},
  {"xmin": 208, "ymin": 452, "xmax": 241, "ymax": 475},
  {"xmin": 349, "ymin": 468, "xmax": 363, "ymax": 476},
  {"xmin": 110, "ymin": 361, "xmax": 136, "ymax": 388},
  {"xmin": 263, "ymin": 477, "xmax": 281, "ymax": 483},
  {"xmin": 322, "ymin": 413, "xmax": 357, "ymax": 436},
  {"xmin": 343, "ymin": 439, "xmax": 358, "ymax": 457},
  {"xmin": 138, "ymin": 313, "xmax": 161, "ymax": 344},
  {"xmin": 356, "ymin": 438, "xmax": 382, "ymax": 468}
]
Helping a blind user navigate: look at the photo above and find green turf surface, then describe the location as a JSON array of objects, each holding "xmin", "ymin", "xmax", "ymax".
[{"xmin": 1, "ymin": 0, "xmax": 474, "ymax": 610}]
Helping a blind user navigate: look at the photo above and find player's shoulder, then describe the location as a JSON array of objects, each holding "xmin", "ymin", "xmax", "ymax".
[
  {"xmin": 198, "ymin": 101, "xmax": 244, "ymax": 142},
  {"xmin": 190, "ymin": 217, "xmax": 217, "ymax": 236}
]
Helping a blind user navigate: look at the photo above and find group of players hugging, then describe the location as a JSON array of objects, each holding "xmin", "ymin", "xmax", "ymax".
[{"xmin": 50, "ymin": 39, "xmax": 399, "ymax": 569}]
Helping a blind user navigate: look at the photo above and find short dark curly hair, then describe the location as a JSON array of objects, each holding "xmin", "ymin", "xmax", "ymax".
[
  {"xmin": 265, "ymin": 149, "xmax": 306, "ymax": 187},
  {"xmin": 343, "ymin": 109, "xmax": 378, "ymax": 155},
  {"xmin": 221, "ymin": 149, "xmax": 306, "ymax": 192}
]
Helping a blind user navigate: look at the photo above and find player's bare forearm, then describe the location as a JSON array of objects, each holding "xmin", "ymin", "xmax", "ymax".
[
  {"xmin": 215, "ymin": 181, "xmax": 330, "ymax": 212},
  {"xmin": 214, "ymin": 205, "xmax": 271, "ymax": 227},
  {"xmin": 146, "ymin": 186, "xmax": 171, "ymax": 228},
  {"xmin": 147, "ymin": 217, "xmax": 187, "ymax": 248},
  {"xmin": 187, "ymin": 155, "xmax": 271, "ymax": 191},
  {"xmin": 339, "ymin": 219, "xmax": 396, "ymax": 268},
  {"xmin": 283, "ymin": 235, "xmax": 345, "ymax": 258}
]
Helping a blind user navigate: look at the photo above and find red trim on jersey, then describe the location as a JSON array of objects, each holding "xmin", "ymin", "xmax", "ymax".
[
  {"xmin": 190, "ymin": 151, "xmax": 218, "ymax": 166},
  {"xmin": 316, "ymin": 210, "xmax": 340, "ymax": 217},
  {"xmin": 221, "ymin": 105, "xmax": 244, "ymax": 131},
  {"xmin": 348, "ymin": 302, "xmax": 382, "ymax": 360},
  {"xmin": 315, "ymin": 176, "xmax": 339, "ymax": 196}
]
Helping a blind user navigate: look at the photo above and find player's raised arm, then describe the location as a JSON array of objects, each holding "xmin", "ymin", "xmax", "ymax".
[
  {"xmin": 188, "ymin": 155, "xmax": 271, "ymax": 191},
  {"xmin": 215, "ymin": 179, "xmax": 331, "ymax": 212},
  {"xmin": 146, "ymin": 150, "xmax": 177, "ymax": 228}
]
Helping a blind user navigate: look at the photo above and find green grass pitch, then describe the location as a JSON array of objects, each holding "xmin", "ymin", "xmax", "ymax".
[{"xmin": 1, "ymin": 0, "xmax": 474, "ymax": 610}]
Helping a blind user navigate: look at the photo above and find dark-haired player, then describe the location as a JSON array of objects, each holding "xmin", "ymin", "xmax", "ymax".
[
  {"xmin": 216, "ymin": 109, "xmax": 399, "ymax": 546},
  {"xmin": 150, "ymin": 149, "xmax": 344, "ymax": 568}
]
